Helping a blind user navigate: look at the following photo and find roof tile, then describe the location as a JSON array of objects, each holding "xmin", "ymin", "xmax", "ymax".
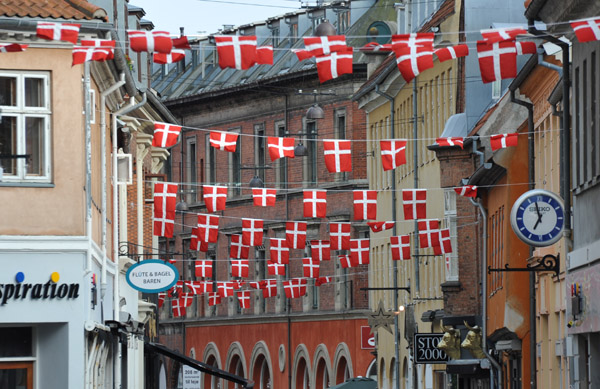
[{"xmin": 0, "ymin": 0, "xmax": 107, "ymax": 21}]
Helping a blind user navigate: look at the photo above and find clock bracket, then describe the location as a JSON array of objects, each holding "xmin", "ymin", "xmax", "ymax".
[{"xmin": 487, "ymin": 253, "xmax": 560, "ymax": 278}]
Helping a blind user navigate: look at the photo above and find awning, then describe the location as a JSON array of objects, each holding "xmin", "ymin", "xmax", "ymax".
[
  {"xmin": 145, "ymin": 341, "xmax": 254, "ymax": 388},
  {"xmin": 330, "ymin": 377, "xmax": 377, "ymax": 389}
]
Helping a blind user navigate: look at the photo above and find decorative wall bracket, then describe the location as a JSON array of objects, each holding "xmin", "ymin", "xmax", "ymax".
[{"xmin": 487, "ymin": 254, "xmax": 560, "ymax": 278}]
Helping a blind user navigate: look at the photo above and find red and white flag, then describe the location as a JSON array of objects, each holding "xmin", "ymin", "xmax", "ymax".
[
  {"xmin": 436, "ymin": 137, "xmax": 464, "ymax": 148},
  {"xmin": 476, "ymin": 40, "xmax": 519, "ymax": 83},
  {"xmin": 391, "ymin": 235, "xmax": 411, "ymax": 260},
  {"xmin": 195, "ymin": 260, "xmax": 213, "ymax": 278},
  {"xmin": 339, "ymin": 255, "xmax": 354, "ymax": 268},
  {"xmin": 252, "ymin": 188, "xmax": 277, "ymax": 207},
  {"xmin": 418, "ymin": 219, "xmax": 440, "ymax": 248},
  {"xmin": 215, "ymin": 35, "xmax": 257, "ymax": 70},
  {"xmin": 302, "ymin": 35, "xmax": 348, "ymax": 58},
  {"xmin": 330, "ymin": 222, "xmax": 351, "ymax": 250},
  {"xmin": 315, "ymin": 276, "xmax": 333, "ymax": 286},
  {"xmin": 158, "ymin": 292, "xmax": 165, "ymax": 308},
  {"xmin": 267, "ymin": 262, "xmax": 286, "ymax": 276},
  {"xmin": 350, "ymin": 238, "xmax": 370, "ymax": 265},
  {"xmin": 394, "ymin": 45, "xmax": 434, "ymax": 82},
  {"xmin": 154, "ymin": 208, "xmax": 175, "ymax": 237},
  {"xmin": 171, "ymin": 298, "xmax": 186, "ymax": 317},
  {"xmin": 515, "ymin": 41, "xmax": 537, "ymax": 55},
  {"xmin": 153, "ymin": 49, "xmax": 186, "ymax": 64},
  {"xmin": 172, "ymin": 36, "xmax": 191, "ymax": 49},
  {"xmin": 0, "ymin": 43, "xmax": 28, "ymax": 53},
  {"xmin": 315, "ymin": 48, "xmax": 354, "ymax": 83},
  {"xmin": 434, "ymin": 44, "xmax": 469, "ymax": 62},
  {"xmin": 283, "ymin": 278, "xmax": 307, "ymax": 298},
  {"xmin": 269, "ymin": 238, "xmax": 290, "ymax": 264},
  {"xmin": 153, "ymin": 122, "xmax": 182, "ymax": 148},
  {"xmin": 242, "ymin": 218, "xmax": 264, "ymax": 246},
  {"xmin": 217, "ymin": 281, "xmax": 235, "ymax": 297},
  {"xmin": 256, "ymin": 45, "xmax": 274, "ymax": 65},
  {"xmin": 237, "ymin": 290, "xmax": 251, "ymax": 309},
  {"xmin": 353, "ymin": 190, "xmax": 378, "ymax": 220},
  {"xmin": 303, "ymin": 190, "xmax": 327, "ymax": 218},
  {"xmin": 323, "ymin": 139, "xmax": 352, "ymax": 172},
  {"xmin": 433, "ymin": 229, "xmax": 453, "ymax": 255},
  {"xmin": 180, "ymin": 293, "xmax": 194, "ymax": 308},
  {"xmin": 381, "ymin": 139, "xmax": 407, "ymax": 170},
  {"xmin": 402, "ymin": 189, "xmax": 427, "ymax": 220},
  {"xmin": 481, "ymin": 27, "xmax": 527, "ymax": 43},
  {"xmin": 454, "ymin": 185, "xmax": 478, "ymax": 198},
  {"xmin": 36, "ymin": 22, "xmax": 80, "ymax": 44},
  {"xmin": 80, "ymin": 39, "xmax": 114, "ymax": 59},
  {"xmin": 392, "ymin": 33, "xmax": 434, "ymax": 49},
  {"xmin": 310, "ymin": 240, "xmax": 331, "ymax": 261},
  {"xmin": 203, "ymin": 185, "xmax": 227, "ymax": 213},
  {"xmin": 209, "ymin": 131, "xmax": 238, "ymax": 152},
  {"xmin": 261, "ymin": 279, "xmax": 278, "ymax": 298},
  {"xmin": 197, "ymin": 214, "xmax": 220, "ymax": 243},
  {"xmin": 302, "ymin": 257, "xmax": 321, "ymax": 278},
  {"xmin": 368, "ymin": 221, "xmax": 395, "ymax": 232},
  {"xmin": 571, "ymin": 17, "xmax": 600, "ymax": 43},
  {"xmin": 286, "ymin": 221, "xmax": 307, "ymax": 249},
  {"xmin": 185, "ymin": 281, "xmax": 208, "ymax": 294},
  {"xmin": 190, "ymin": 229, "xmax": 209, "ymax": 252},
  {"xmin": 267, "ymin": 136, "xmax": 295, "ymax": 161},
  {"xmin": 128, "ymin": 30, "xmax": 173, "ymax": 53},
  {"xmin": 248, "ymin": 281, "xmax": 262, "ymax": 290},
  {"xmin": 230, "ymin": 234, "xmax": 250, "ymax": 259},
  {"xmin": 490, "ymin": 133, "xmax": 518, "ymax": 150},
  {"xmin": 72, "ymin": 46, "xmax": 113, "ymax": 65},
  {"xmin": 231, "ymin": 259, "xmax": 249, "ymax": 278},
  {"xmin": 153, "ymin": 182, "xmax": 178, "ymax": 213},
  {"xmin": 208, "ymin": 292, "xmax": 222, "ymax": 306},
  {"xmin": 360, "ymin": 42, "xmax": 393, "ymax": 52}
]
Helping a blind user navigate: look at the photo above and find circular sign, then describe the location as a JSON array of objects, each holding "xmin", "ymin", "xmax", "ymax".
[
  {"xmin": 126, "ymin": 260, "xmax": 179, "ymax": 293},
  {"xmin": 510, "ymin": 189, "xmax": 565, "ymax": 247}
]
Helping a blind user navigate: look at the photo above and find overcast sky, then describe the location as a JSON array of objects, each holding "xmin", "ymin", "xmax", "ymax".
[{"xmin": 139, "ymin": 0, "xmax": 302, "ymax": 37}]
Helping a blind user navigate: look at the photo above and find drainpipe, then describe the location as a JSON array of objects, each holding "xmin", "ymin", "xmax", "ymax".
[
  {"xmin": 84, "ymin": 62, "xmax": 93, "ymax": 275},
  {"xmin": 375, "ymin": 84, "xmax": 400, "ymax": 389}
]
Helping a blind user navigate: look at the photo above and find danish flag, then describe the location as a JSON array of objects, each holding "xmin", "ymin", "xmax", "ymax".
[
  {"xmin": 368, "ymin": 221, "xmax": 395, "ymax": 232},
  {"xmin": 256, "ymin": 45, "xmax": 274, "ymax": 65},
  {"xmin": 267, "ymin": 262, "xmax": 286, "ymax": 276},
  {"xmin": 476, "ymin": 40, "xmax": 519, "ymax": 83},
  {"xmin": 203, "ymin": 185, "xmax": 228, "ymax": 213},
  {"xmin": 315, "ymin": 48, "xmax": 354, "ymax": 83},
  {"xmin": 208, "ymin": 292, "xmax": 222, "ymax": 306},
  {"xmin": 231, "ymin": 259, "xmax": 249, "ymax": 278},
  {"xmin": 261, "ymin": 279, "xmax": 278, "ymax": 298},
  {"xmin": 217, "ymin": 281, "xmax": 235, "ymax": 297},
  {"xmin": 302, "ymin": 257, "xmax": 321, "ymax": 278},
  {"xmin": 454, "ymin": 185, "xmax": 478, "ymax": 198},
  {"xmin": 230, "ymin": 234, "xmax": 250, "ymax": 259},
  {"xmin": 286, "ymin": 221, "xmax": 307, "ymax": 249},
  {"xmin": 302, "ymin": 35, "xmax": 348, "ymax": 58},
  {"xmin": 171, "ymin": 298, "xmax": 186, "ymax": 317},
  {"xmin": 153, "ymin": 49, "xmax": 186, "ymax": 64},
  {"xmin": 350, "ymin": 239, "xmax": 370, "ymax": 265},
  {"xmin": 186, "ymin": 281, "xmax": 208, "ymax": 294},
  {"xmin": 269, "ymin": 238, "xmax": 290, "ymax": 264},
  {"xmin": 315, "ymin": 276, "xmax": 333, "ymax": 286},
  {"xmin": 434, "ymin": 44, "xmax": 469, "ymax": 62},
  {"xmin": 267, "ymin": 137, "xmax": 295, "ymax": 161},
  {"xmin": 248, "ymin": 281, "xmax": 262, "ymax": 289},
  {"xmin": 303, "ymin": 190, "xmax": 327, "ymax": 218},
  {"xmin": 36, "ymin": 22, "xmax": 80, "ymax": 44},
  {"xmin": 391, "ymin": 235, "xmax": 411, "ymax": 260},
  {"xmin": 360, "ymin": 41, "xmax": 393, "ymax": 52},
  {"xmin": 571, "ymin": 17, "xmax": 600, "ymax": 43},
  {"xmin": 158, "ymin": 292, "xmax": 165, "ymax": 308},
  {"xmin": 172, "ymin": 36, "xmax": 191, "ymax": 49},
  {"xmin": 197, "ymin": 214, "xmax": 220, "ymax": 243},
  {"xmin": 339, "ymin": 255, "xmax": 354, "ymax": 268},
  {"xmin": 330, "ymin": 222, "xmax": 351, "ymax": 250},
  {"xmin": 353, "ymin": 190, "xmax": 378, "ymax": 220},
  {"xmin": 433, "ymin": 229, "xmax": 453, "ymax": 255},
  {"xmin": 242, "ymin": 218, "xmax": 264, "ymax": 246},
  {"xmin": 480, "ymin": 27, "xmax": 527, "ymax": 43},
  {"xmin": 190, "ymin": 229, "xmax": 209, "ymax": 252},
  {"xmin": 237, "ymin": 290, "xmax": 251, "ymax": 309},
  {"xmin": 310, "ymin": 240, "xmax": 331, "ymax": 261},
  {"xmin": 283, "ymin": 278, "xmax": 307, "ymax": 298},
  {"xmin": 436, "ymin": 137, "xmax": 464, "ymax": 148},
  {"xmin": 402, "ymin": 189, "xmax": 427, "ymax": 220},
  {"xmin": 0, "ymin": 43, "xmax": 28, "ymax": 52},
  {"xmin": 490, "ymin": 133, "xmax": 518, "ymax": 150},
  {"xmin": 380, "ymin": 139, "xmax": 407, "ymax": 170},
  {"xmin": 152, "ymin": 122, "xmax": 182, "ymax": 148},
  {"xmin": 323, "ymin": 139, "xmax": 352, "ymax": 173},
  {"xmin": 128, "ymin": 30, "xmax": 173, "ymax": 53},
  {"xmin": 394, "ymin": 45, "xmax": 434, "ymax": 82},
  {"xmin": 252, "ymin": 188, "xmax": 277, "ymax": 207},
  {"xmin": 418, "ymin": 219, "xmax": 440, "ymax": 248},
  {"xmin": 209, "ymin": 131, "xmax": 238, "ymax": 152},
  {"xmin": 391, "ymin": 33, "xmax": 434, "ymax": 49},
  {"xmin": 195, "ymin": 260, "xmax": 213, "ymax": 278},
  {"xmin": 180, "ymin": 293, "xmax": 194, "ymax": 308},
  {"xmin": 153, "ymin": 183, "xmax": 178, "ymax": 213},
  {"xmin": 215, "ymin": 35, "xmax": 257, "ymax": 70},
  {"xmin": 81, "ymin": 39, "xmax": 115, "ymax": 48},
  {"xmin": 72, "ymin": 46, "xmax": 113, "ymax": 65},
  {"xmin": 515, "ymin": 41, "xmax": 537, "ymax": 55}
]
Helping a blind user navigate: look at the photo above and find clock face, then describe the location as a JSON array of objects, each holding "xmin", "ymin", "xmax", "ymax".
[{"xmin": 510, "ymin": 190, "xmax": 565, "ymax": 247}]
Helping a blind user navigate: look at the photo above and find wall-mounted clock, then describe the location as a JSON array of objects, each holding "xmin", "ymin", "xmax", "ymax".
[{"xmin": 510, "ymin": 189, "xmax": 565, "ymax": 247}]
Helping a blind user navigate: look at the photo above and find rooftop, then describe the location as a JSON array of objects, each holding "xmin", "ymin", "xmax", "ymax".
[{"xmin": 0, "ymin": 0, "xmax": 107, "ymax": 21}]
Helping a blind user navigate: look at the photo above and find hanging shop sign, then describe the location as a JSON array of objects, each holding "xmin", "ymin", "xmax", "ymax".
[
  {"xmin": 510, "ymin": 189, "xmax": 565, "ymax": 247},
  {"xmin": 361, "ymin": 326, "xmax": 375, "ymax": 349},
  {"xmin": 126, "ymin": 260, "xmax": 179, "ymax": 293},
  {"xmin": 0, "ymin": 272, "xmax": 80, "ymax": 306},
  {"xmin": 414, "ymin": 333, "xmax": 449, "ymax": 364}
]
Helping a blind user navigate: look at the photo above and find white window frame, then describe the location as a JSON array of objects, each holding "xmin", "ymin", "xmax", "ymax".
[
  {"xmin": 0, "ymin": 71, "xmax": 51, "ymax": 183},
  {"xmin": 443, "ymin": 189, "xmax": 459, "ymax": 281}
]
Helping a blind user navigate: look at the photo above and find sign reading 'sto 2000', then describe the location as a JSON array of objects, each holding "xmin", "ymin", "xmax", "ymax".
[
  {"xmin": 414, "ymin": 333, "xmax": 449, "ymax": 364},
  {"xmin": 126, "ymin": 260, "xmax": 179, "ymax": 293}
]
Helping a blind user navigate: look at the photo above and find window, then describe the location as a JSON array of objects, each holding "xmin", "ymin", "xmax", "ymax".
[
  {"xmin": 255, "ymin": 248, "xmax": 266, "ymax": 314},
  {"xmin": 0, "ymin": 327, "xmax": 34, "ymax": 389},
  {"xmin": 491, "ymin": 79, "xmax": 502, "ymax": 100},
  {"xmin": 205, "ymin": 134, "xmax": 216, "ymax": 184},
  {"xmin": 186, "ymin": 137, "xmax": 197, "ymax": 203},
  {"xmin": 304, "ymin": 120, "xmax": 318, "ymax": 185},
  {"xmin": 334, "ymin": 110, "xmax": 348, "ymax": 183},
  {"xmin": 269, "ymin": 22, "xmax": 280, "ymax": 47},
  {"xmin": 254, "ymin": 124, "xmax": 266, "ymax": 182},
  {"xmin": 0, "ymin": 72, "xmax": 51, "ymax": 183},
  {"xmin": 288, "ymin": 17, "xmax": 299, "ymax": 45},
  {"xmin": 488, "ymin": 205, "xmax": 505, "ymax": 294},
  {"xmin": 443, "ymin": 189, "xmax": 459, "ymax": 282},
  {"xmin": 276, "ymin": 122, "xmax": 287, "ymax": 189},
  {"xmin": 208, "ymin": 251, "xmax": 217, "ymax": 317},
  {"xmin": 337, "ymin": 10, "xmax": 351, "ymax": 34},
  {"xmin": 229, "ymin": 129, "xmax": 242, "ymax": 196}
]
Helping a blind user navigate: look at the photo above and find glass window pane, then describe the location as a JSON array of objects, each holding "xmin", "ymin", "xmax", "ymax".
[
  {"xmin": 25, "ymin": 78, "xmax": 44, "ymax": 108},
  {"xmin": 25, "ymin": 117, "xmax": 44, "ymax": 176},
  {"xmin": 0, "ymin": 327, "xmax": 33, "ymax": 357},
  {"xmin": 0, "ymin": 116, "xmax": 18, "ymax": 174},
  {"xmin": 0, "ymin": 368, "xmax": 28, "ymax": 389},
  {"xmin": 0, "ymin": 77, "xmax": 17, "ymax": 106}
]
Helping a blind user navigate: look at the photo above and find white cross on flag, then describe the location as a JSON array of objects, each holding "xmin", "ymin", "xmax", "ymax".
[
  {"xmin": 209, "ymin": 131, "xmax": 238, "ymax": 152},
  {"xmin": 153, "ymin": 122, "xmax": 182, "ymax": 148},
  {"xmin": 185, "ymin": 281, "xmax": 208, "ymax": 295},
  {"xmin": 153, "ymin": 49, "xmax": 186, "ymax": 64},
  {"xmin": 197, "ymin": 214, "xmax": 220, "ymax": 243},
  {"xmin": 391, "ymin": 33, "xmax": 434, "ymax": 49},
  {"xmin": 286, "ymin": 221, "xmax": 307, "ymax": 249},
  {"xmin": 315, "ymin": 276, "xmax": 333, "ymax": 286},
  {"xmin": 476, "ymin": 40, "xmax": 519, "ymax": 84},
  {"xmin": 490, "ymin": 133, "xmax": 518, "ymax": 151},
  {"xmin": 248, "ymin": 281, "xmax": 262, "ymax": 289},
  {"xmin": 302, "ymin": 35, "xmax": 348, "ymax": 58},
  {"xmin": 242, "ymin": 218, "xmax": 264, "ymax": 246},
  {"xmin": 267, "ymin": 136, "xmax": 295, "ymax": 161},
  {"xmin": 215, "ymin": 35, "xmax": 257, "ymax": 70},
  {"xmin": 252, "ymin": 188, "xmax": 277, "ymax": 207},
  {"xmin": 418, "ymin": 219, "xmax": 440, "ymax": 248},
  {"xmin": 153, "ymin": 182, "xmax": 178, "ymax": 213},
  {"xmin": 391, "ymin": 235, "xmax": 411, "ymax": 260},
  {"xmin": 171, "ymin": 298, "xmax": 186, "ymax": 317},
  {"xmin": 339, "ymin": 255, "xmax": 354, "ymax": 268},
  {"xmin": 36, "ymin": 22, "xmax": 80, "ymax": 44},
  {"xmin": 350, "ymin": 239, "xmax": 370, "ymax": 265},
  {"xmin": 303, "ymin": 190, "xmax": 327, "ymax": 218},
  {"xmin": 72, "ymin": 46, "xmax": 114, "ymax": 65},
  {"xmin": 208, "ymin": 292, "xmax": 222, "ymax": 306},
  {"xmin": 380, "ymin": 139, "xmax": 407, "ymax": 171},
  {"xmin": 434, "ymin": 44, "xmax": 469, "ymax": 62},
  {"xmin": 571, "ymin": 17, "xmax": 600, "ymax": 42},
  {"xmin": 267, "ymin": 262, "xmax": 286, "ymax": 276},
  {"xmin": 480, "ymin": 27, "xmax": 527, "ymax": 43},
  {"xmin": 402, "ymin": 189, "xmax": 427, "ymax": 220},
  {"xmin": 261, "ymin": 279, "xmax": 278, "ymax": 298},
  {"xmin": 315, "ymin": 47, "xmax": 354, "ymax": 83},
  {"xmin": 237, "ymin": 290, "xmax": 251, "ymax": 309},
  {"xmin": 323, "ymin": 139, "xmax": 352, "ymax": 173},
  {"xmin": 515, "ymin": 41, "xmax": 537, "ymax": 55},
  {"xmin": 329, "ymin": 222, "xmax": 351, "ymax": 250},
  {"xmin": 190, "ymin": 228, "xmax": 209, "ymax": 252},
  {"xmin": 283, "ymin": 278, "xmax": 307, "ymax": 298},
  {"xmin": 180, "ymin": 293, "xmax": 194, "ymax": 308},
  {"xmin": 302, "ymin": 257, "xmax": 321, "ymax": 278},
  {"xmin": 353, "ymin": 190, "xmax": 378, "ymax": 220},
  {"xmin": 256, "ymin": 45, "xmax": 274, "ymax": 65},
  {"xmin": 231, "ymin": 259, "xmax": 249, "ymax": 278},
  {"xmin": 310, "ymin": 240, "xmax": 331, "ymax": 261},
  {"xmin": 203, "ymin": 185, "xmax": 228, "ymax": 213},
  {"xmin": 394, "ymin": 45, "xmax": 434, "ymax": 82},
  {"xmin": 435, "ymin": 137, "xmax": 464, "ymax": 148},
  {"xmin": 128, "ymin": 30, "xmax": 173, "ymax": 53},
  {"xmin": 230, "ymin": 234, "xmax": 250, "ymax": 259},
  {"xmin": 217, "ymin": 281, "xmax": 235, "ymax": 298},
  {"xmin": 81, "ymin": 39, "xmax": 116, "ymax": 49},
  {"xmin": 269, "ymin": 238, "xmax": 290, "ymax": 264},
  {"xmin": 0, "ymin": 43, "xmax": 28, "ymax": 52},
  {"xmin": 368, "ymin": 221, "xmax": 395, "ymax": 232},
  {"xmin": 195, "ymin": 260, "xmax": 213, "ymax": 278},
  {"xmin": 158, "ymin": 293, "xmax": 166, "ymax": 308},
  {"xmin": 433, "ymin": 229, "xmax": 453, "ymax": 255},
  {"xmin": 454, "ymin": 185, "xmax": 478, "ymax": 198}
]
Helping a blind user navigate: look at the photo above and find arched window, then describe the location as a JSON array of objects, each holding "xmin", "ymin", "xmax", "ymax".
[
  {"xmin": 203, "ymin": 355, "xmax": 220, "ymax": 389},
  {"xmin": 366, "ymin": 359, "xmax": 377, "ymax": 382},
  {"xmin": 315, "ymin": 358, "xmax": 329, "ymax": 388},
  {"xmin": 336, "ymin": 357, "xmax": 349, "ymax": 385},
  {"xmin": 228, "ymin": 355, "xmax": 245, "ymax": 389},
  {"xmin": 379, "ymin": 358, "xmax": 387, "ymax": 389},
  {"xmin": 259, "ymin": 357, "xmax": 271, "ymax": 389},
  {"xmin": 295, "ymin": 358, "xmax": 309, "ymax": 389}
]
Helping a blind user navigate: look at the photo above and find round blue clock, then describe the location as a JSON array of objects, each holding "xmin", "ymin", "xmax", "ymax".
[{"xmin": 510, "ymin": 189, "xmax": 565, "ymax": 247}]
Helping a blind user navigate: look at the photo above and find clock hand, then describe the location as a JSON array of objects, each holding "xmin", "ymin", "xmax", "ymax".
[{"xmin": 533, "ymin": 202, "xmax": 542, "ymax": 230}]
